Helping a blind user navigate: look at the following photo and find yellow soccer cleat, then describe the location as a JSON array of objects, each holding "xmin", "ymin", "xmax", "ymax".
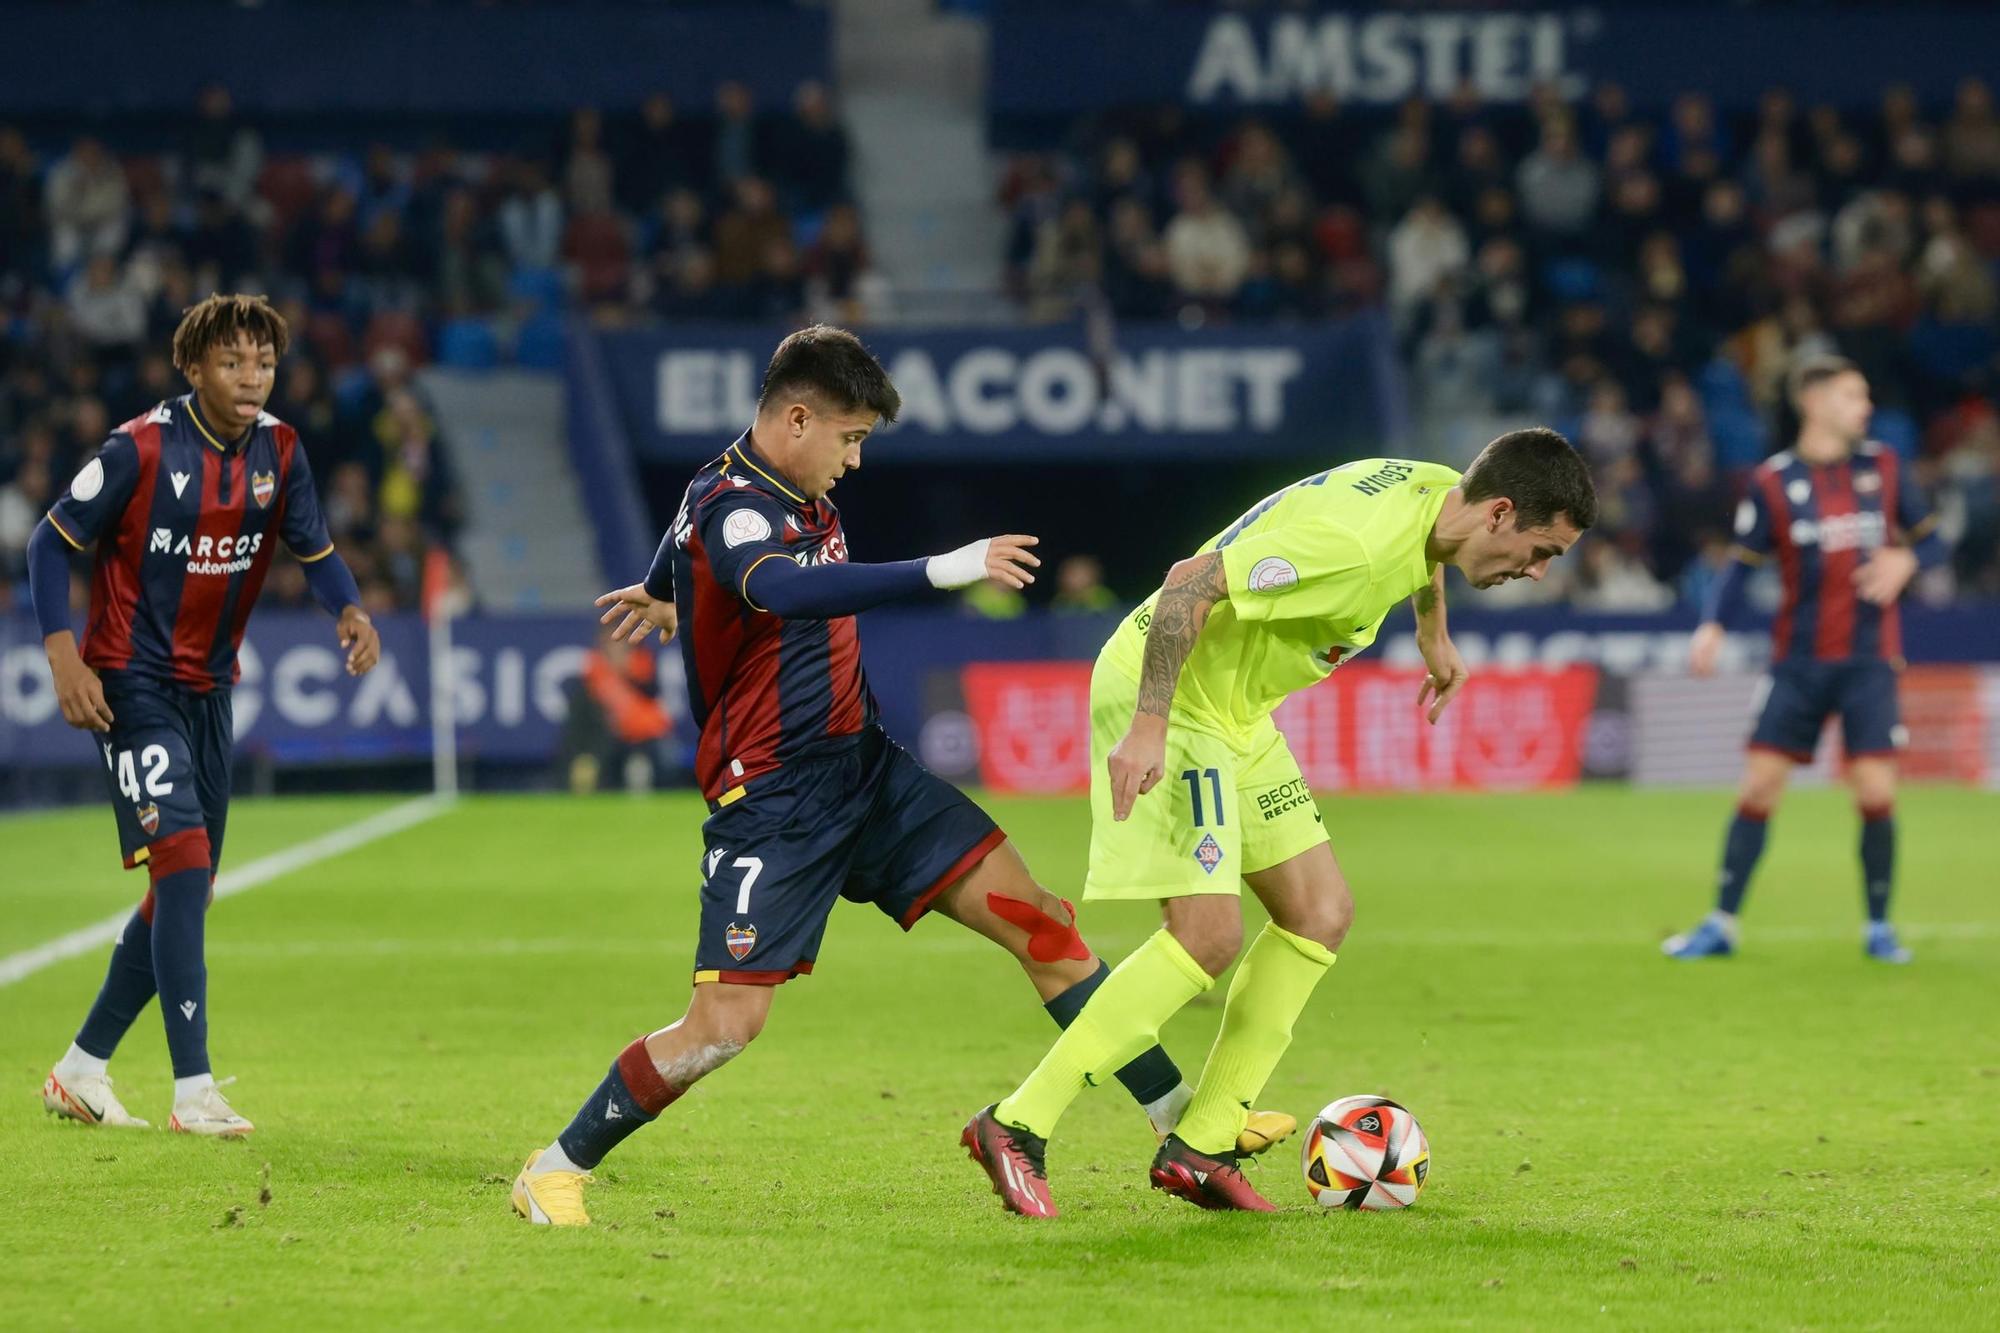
[
  {"xmin": 1155, "ymin": 1108, "xmax": 1296, "ymax": 1156},
  {"xmin": 511, "ymin": 1150, "xmax": 592, "ymax": 1227},
  {"xmin": 1237, "ymin": 1109, "xmax": 1297, "ymax": 1156}
]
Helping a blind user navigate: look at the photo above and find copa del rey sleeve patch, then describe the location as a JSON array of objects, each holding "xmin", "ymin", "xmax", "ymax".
[
  {"xmin": 722, "ymin": 507, "xmax": 774, "ymax": 548},
  {"xmin": 70, "ymin": 457, "xmax": 105, "ymax": 502},
  {"xmin": 1247, "ymin": 556, "xmax": 1298, "ymax": 592}
]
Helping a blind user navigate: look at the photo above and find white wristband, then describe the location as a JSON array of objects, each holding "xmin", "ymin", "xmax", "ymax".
[{"xmin": 925, "ymin": 538, "xmax": 992, "ymax": 590}]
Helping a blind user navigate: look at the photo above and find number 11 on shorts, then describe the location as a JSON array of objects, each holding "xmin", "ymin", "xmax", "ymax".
[{"xmin": 1182, "ymin": 768, "xmax": 1224, "ymax": 827}]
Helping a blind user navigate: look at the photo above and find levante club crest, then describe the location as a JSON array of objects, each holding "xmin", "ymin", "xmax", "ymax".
[
  {"xmin": 725, "ymin": 922, "xmax": 758, "ymax": 961},
  {"xmin": 137, "ymin": 802, "xmax": 160, "ymax": 835},
  {"xmin": 251, "ymin": 470, "xmax": 276, "ymax": 508}
]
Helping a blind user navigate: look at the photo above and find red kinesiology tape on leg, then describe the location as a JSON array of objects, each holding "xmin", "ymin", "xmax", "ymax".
[
  {"xmin": 616, "ymin": 1036, "xmax": 683, "ymax": 1116},
  {"xmin": 145, "ymin": 829, "xmax": 211, "ymax": 882},
  {"xmin": 987, "ymin": 893, "xmax": 1092, "ymax": 963}
]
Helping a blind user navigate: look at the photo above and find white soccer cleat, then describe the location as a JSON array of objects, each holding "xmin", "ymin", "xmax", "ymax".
[
  {"xmin": 43, "ymin": 1070, "xmax": 150, "ymax": 1128},
  {"xmin": 169, "ymin": 1083, "xmax": 254, "ymax": 1138}
]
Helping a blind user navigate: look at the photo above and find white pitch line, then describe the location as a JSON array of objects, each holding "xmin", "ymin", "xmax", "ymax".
[{"xmin": 0, "ymin": 794, "xmax": 452, "ymax": 989}]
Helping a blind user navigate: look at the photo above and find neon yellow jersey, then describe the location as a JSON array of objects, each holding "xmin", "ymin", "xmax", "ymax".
[{"xmin": 1101, "ymin": 459, "xmax": 1459, "ymax": 740}]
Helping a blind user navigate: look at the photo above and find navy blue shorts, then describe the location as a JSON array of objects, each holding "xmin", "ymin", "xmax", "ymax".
[
  {"xmin": 692, "ymin": 727, "xmax": 1005, "ymax": 984},
  {"xmin": 94, "ymin": 672, "xmax": 233, "ymax": 875},
  {"xmin": 1749, "ymin": 660, "xmax": 1903, "ymax": 762}
]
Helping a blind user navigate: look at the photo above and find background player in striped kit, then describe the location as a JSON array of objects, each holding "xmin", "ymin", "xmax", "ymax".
[
  {"xmin": 29, "ymin": 294, "xmax": 378, "ymax": 1134},
  {"xmin": 1666, "ymin": 357, "xmax": 1947, "ymax": 964}
]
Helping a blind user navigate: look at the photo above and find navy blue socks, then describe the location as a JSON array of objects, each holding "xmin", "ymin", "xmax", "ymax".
[
  {"xmin": 1715, "ymin": 804, "xmax": 1770, "ymax": 916},
  {"xmin": 556, "ymin": 1038, "xmax": 681, "ymax": 1170},
  {"xmin": 1044, "ymin": 959, "xmax": 1184, "ymax": 1107},
  {"xmin": 1860, "ymin": 803, "xmax": 1895, "ymax": 924},
  {"xmin": 74, "ymin": 894, "xmax": 159, "ymax": 1060}
]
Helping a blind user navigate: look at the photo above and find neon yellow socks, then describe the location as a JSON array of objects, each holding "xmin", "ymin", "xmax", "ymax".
[
  {"xmin": 996, "ymin": 928, "xmax": 1213, "ymax": 1138},
  {"xmin": 1175, "ymin": 922, "xmax": 1335, "ymax": 1155}
]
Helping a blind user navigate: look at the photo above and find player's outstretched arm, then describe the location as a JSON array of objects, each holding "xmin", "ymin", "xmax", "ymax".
[
  {"xmin": 593, "ymin": 536, "xmax": 1038, "ymax": 640},
  {"xmin": 1412, "ymin": 566, "xmax": 1466, "ymax": 724},
  {"xmin": 604, "ymin": 528, "xmax": 688, "ymax": 645},
  {"xmin": 921, "ymin": 535, "xmax": 1041, "ymax": 591},
  {"xmin": 1109, "ymin": 550, "xmax": 1228, "ymax": 820},
  {"xmin": 739, "ymin": 534, "xmax": 1040, "ymax": 619},
  {"xmin": 597, "ymin": 581, "xmax": 679, "ymax": 646}
]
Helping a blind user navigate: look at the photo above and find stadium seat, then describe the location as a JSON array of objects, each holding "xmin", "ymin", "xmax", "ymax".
[
  {"xmin": 1543, "ymin": 258, "xmax": 1602, "ymax": 303},
  {"xmin": 1907, "ymin": 319, "xmax": 1998, "ymax": 384},
  {"xmin": 1696, "ymin": 357, "xmax": 1754, "ymax": 410},
  {"xmin": 331, "ymin": 364, "xmax": 375, "ymax": 410},
  {"xmin": 507, "ymin": 266, "xmax": 566, "ymax": 311},
  {"xmin": 1868, "ymin": 407, "xmax": 1920, "ymax": 460},
  {"xmin": 437, "ymin": 317, "xmax": 501, "ymax": 370},
  {"xmin": 1698, "ymin": 359, "xmax": 1769, "ymax": 469},
  {"xmin": 791, "ymin": 209, "xmax": 827, "ymax": 252},
  {"xmin": 514, "ymin": 311, "xmax": 566, "ymax": 369}
]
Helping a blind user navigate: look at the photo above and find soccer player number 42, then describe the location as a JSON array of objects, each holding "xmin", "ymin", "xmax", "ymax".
[{"xmin": 108, "ymin": 744, "xmax": 174, "ymax": 800}]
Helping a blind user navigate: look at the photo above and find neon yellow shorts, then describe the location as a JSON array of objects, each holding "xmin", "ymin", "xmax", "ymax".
[{"xmin": 1083, "ymin": 658, "xmax": 1330, "ymax": 901}]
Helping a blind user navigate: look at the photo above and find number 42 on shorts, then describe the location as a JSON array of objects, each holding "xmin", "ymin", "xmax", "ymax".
[{"xmin": 103, "ymin": 741, "xmax": 174, "ymax": 801}]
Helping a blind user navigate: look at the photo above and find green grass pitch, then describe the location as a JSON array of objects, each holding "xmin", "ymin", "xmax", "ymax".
[{"xmin": 3, "ymin": 786, "xmax": 1995, "ymax": 1329}]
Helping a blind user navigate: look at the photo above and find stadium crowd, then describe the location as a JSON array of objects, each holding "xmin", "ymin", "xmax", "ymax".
[
  {"xmin": 0, "ymin": 80, "xmax": 869, "ymax": 616},
  {"xmin": 1002, "ymin": 78, "xmax": 2000, "ymax": 604},
  {"xmin": 7, "ymin": 71, "xmax": 1999, "ymax": 618}
]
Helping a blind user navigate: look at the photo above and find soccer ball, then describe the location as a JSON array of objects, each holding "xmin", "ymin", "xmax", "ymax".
[{"xmin": 1301, "ymin": 1095, "xmax": 1430, "ymax": 1210}]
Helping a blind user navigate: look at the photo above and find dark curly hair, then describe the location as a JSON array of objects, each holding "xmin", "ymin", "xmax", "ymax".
[{"xmin": 170, "ymin": 293, "xmax": 290, "ymax": 375}]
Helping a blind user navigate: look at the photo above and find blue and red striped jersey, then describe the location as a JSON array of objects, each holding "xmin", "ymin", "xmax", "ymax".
[
  {"xmin": 1731, "ymin": 442, "xmax": 1935, "ymax": 664},
  {"xmin": 668, "ymin": 435, "xmax": 874, "ymax": 801},
  {"xmin": 45, "ymin": 394, "xmax": 336, "ymax": 692}
]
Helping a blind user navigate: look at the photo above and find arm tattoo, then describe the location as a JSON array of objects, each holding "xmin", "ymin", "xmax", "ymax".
[
  {"xmin": 1414, "ymin": 565, "xmax": 1445, "ymax": 627},
  {"xmin": 1135, "ymin": 550, "xmax": 1229, "ymax": 719}
]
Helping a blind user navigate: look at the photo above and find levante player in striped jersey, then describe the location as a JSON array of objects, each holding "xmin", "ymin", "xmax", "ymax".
[
  {"xmin": 1665, "ymin": 356, "xmax": 1946, "ymax": 964},
  {"xmin": 29, "ymin": 295, "xmax": 379, "ymax": 1135}
]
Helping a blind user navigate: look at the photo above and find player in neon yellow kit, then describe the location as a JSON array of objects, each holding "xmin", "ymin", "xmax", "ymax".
[{"xmin": 962, "ymin": 429, "xmax": 1597, "ymax": 1215}]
